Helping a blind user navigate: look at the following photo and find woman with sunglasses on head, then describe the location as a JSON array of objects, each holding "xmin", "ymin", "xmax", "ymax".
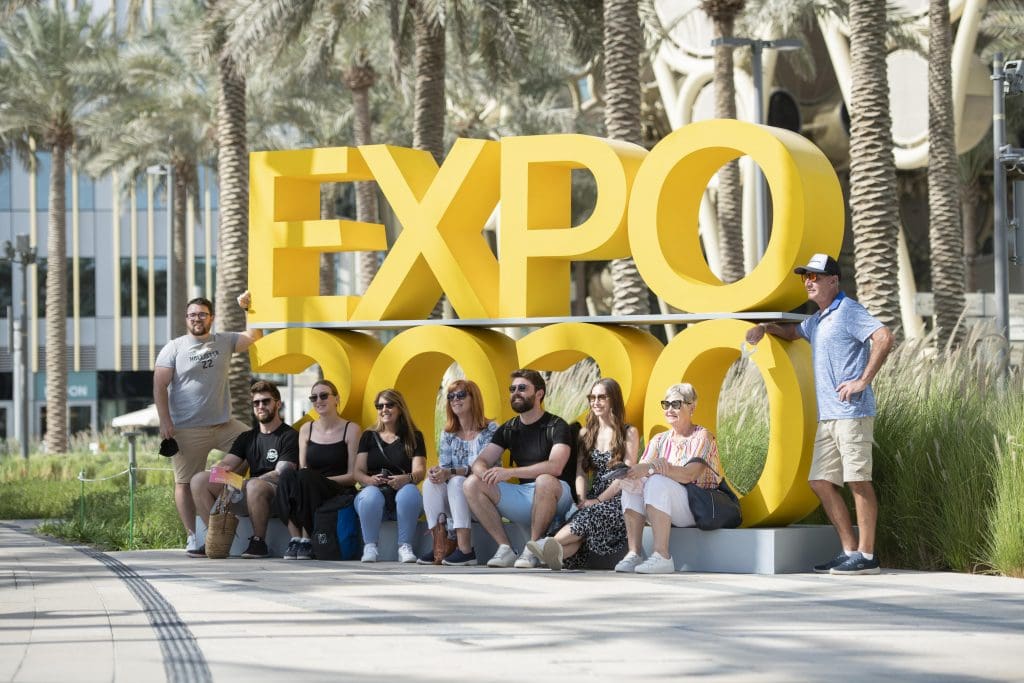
[
  {"xmin": 614, "ymin": 382, "xmax": 723, "ymax": 574},
  {"xmin": 417, "ymin": 379, "xmax": 498, "ymax": 566},
  {"xmin": 526, "ymin": 378, "xmax": 639, "ymax": 570},
  {"xmin": 353, "ymin": 389, "xmax": 426, "ymax": 563},
  {"xmin": 274, "ymin": 380, "xmax": 361, "ymax": 560}
]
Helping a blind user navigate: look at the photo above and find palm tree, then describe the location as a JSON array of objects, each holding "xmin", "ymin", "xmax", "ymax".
[
  {"xmin": 0, "ymin": 3, "xmax": 117, "ymax": 452},
  {"xmin": 85, "ymin": 9, "xmax": 216, "ymax": 339},
  {"xmin": 847, "ymin": 0, "xmax": 901, "ymax": 336},
  {"xmin": 603, "ymin": 0, "xmax": 650, "ymax": 316},
  {"xmin": 701, "ymin": 0, "xmax": 747, "ymax": 283},
  {"xmin": 926, "ymin": 0, "xmax": 964, "ymax": 347}
]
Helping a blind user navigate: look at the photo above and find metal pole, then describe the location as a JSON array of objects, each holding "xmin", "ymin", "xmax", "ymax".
[
  {"xmin": 751, "ymin": 41, "xmax": 768, "ymax": 258},
  {"xmin": 166, "ymin": 166, "xmax": 174, "ymax": 342},
  {"xmin": 992, "ymin": 55, "xmax": 1010, "ymax": 366},
  {"xmin": 127, "ymin": 432, "xmax": 137, "ymax": 549},
  {"xmin": 1013, "ymin": 180, "xmax": 1024, "ymax": 265},
  {"xmin": 17, "ymin": 247, "xmax": 30, "ymax": 460}
]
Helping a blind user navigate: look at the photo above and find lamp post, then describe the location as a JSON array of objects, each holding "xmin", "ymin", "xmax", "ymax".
[
  {"xmin": 710, "ymin": 37, "xmax": 803, "ymax": 258},
  {"xmin": 4, "ymin": 235, "xmax": 38, "ymax": 459},
  {"xmin": 991, "ymin": 55, "xmax": 1024, "ymax": 371},
  {"xmin": 146, "ymin": 164, "xmax": 174, "ymax": 341}
]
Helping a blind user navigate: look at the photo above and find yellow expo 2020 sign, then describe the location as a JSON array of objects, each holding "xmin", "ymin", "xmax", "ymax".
[{"xmin": 244, "ymin": 119, "xmax": 844, "ymax": 527}]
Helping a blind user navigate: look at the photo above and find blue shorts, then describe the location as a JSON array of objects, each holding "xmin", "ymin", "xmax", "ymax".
[{"xmin": 496, "ymin": 480, "xmax": 573, "ymax": 527}]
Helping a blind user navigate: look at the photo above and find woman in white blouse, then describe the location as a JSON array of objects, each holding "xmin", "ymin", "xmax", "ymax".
[{"xmin": 418, "ymin": 379, "xmax": 498, "ymax": 566}]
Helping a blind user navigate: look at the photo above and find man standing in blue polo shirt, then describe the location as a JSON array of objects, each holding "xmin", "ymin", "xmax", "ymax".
[{"xmin": 746, "ymin": 253, "xmax": 894, "ymax": 574}]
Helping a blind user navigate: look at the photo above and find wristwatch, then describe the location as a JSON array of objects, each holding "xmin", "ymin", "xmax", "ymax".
[
  {"xmin": 449, "ymin": 467, "xmax": 456, "ymax": 476},
  {"xmin": 647, "ymin": 466, "xmax": 656, "ymax": 476}
]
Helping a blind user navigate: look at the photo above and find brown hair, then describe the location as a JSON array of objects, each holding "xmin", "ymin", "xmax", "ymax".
[
  {"xmin": 371, "ymin": 388, "xmax": 420, "ymax": 460},
  {"xmin": 311, "ymin": 379, "xmax": 341, "ymax": 417},
  {"xmin": 443, "ymin": 379, "xmax": 490, "ymax": 433},
  {"xmin": 579, "ymin": 378, "xmax": 629, "ymax": 472},
  {"xmin": 510, "ymin": 368, "xmax": 546, "ymax": 400},
  {"xmin": 250, "ymin": 379, "xmax": 280, "ymax": 401}
]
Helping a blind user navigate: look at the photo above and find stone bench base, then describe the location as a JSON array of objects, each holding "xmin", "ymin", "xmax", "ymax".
[{"xmin": 195, "ymin": 516, "xmax": 841, "ymax": 574}]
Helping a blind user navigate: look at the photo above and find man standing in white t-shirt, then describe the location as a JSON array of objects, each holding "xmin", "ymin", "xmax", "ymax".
[
  {"xmin": 746, "ymin": 254, "xmax": 894, "ymax": 575},
  {"xmin": 154, "ymin": 291, "xmax": 262, "ymax": 555}
]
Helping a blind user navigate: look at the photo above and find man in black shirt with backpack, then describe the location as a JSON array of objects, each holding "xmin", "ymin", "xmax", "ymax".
[{"xmin": 465, "ymin": 369, "xmax": 574, "ymax": 568}]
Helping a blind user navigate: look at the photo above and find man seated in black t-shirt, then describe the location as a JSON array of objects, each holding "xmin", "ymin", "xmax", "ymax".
[
  {"xmin": 189, "ymin": 380, "xmax": 299, "ymax": 559},
  {"xmin": 465, "ymin": 369, "xmax": 573, "ymax": 569}
]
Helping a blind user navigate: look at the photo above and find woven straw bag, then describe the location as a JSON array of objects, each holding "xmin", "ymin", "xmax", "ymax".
[{"xmin": 205, "ymin": 487, "xmax": 239, "ymax": 559}]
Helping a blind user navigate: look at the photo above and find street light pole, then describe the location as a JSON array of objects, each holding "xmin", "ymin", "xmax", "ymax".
[
  {"xmin": 146, "ymin": 164, "xmax": 174, "ymax": 342},
  {"xmin": 4, "ymin": 235, "xmax": 38, "ymax": 459},
  {"xmin": 711, "ymin": 37, "xmax": 802, "ymax": 259}
]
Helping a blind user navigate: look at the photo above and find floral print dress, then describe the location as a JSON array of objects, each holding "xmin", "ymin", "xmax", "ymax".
[{"xmin": 565, "ymin": 448, "xmax": 628, "ymax": 569}]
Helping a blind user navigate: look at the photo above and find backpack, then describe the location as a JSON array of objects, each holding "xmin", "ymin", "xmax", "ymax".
[{"xmin": 311, "ymin": 492, "xmax": 360, "ymax": 561}]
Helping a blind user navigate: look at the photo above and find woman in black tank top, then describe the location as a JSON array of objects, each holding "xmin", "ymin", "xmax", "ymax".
[{"xmin": 274, "ymin": 380, "xmax": 362, "ymax": 559}]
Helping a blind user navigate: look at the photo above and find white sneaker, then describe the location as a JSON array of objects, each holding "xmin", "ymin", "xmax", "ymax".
[
  {"xmin": 634, "ymin": 552, "xmax": 675, "ymax": 574},
  {"xmin": 185, "ymin": 532, "xmax": 199, "ymax": 554},
  {"xmin": 614, "ymin": 552, "xmax": 644, "ymax": 573},
  {"xmin": 397, "ymin": 543, "xmax": 417, "ymax": 563},
  {"xmin": 361, "ymin": 543, "xmax": 379, "ymax": 563},
  {"xmin": 514, "ymin": 547, "xmax": 541, "ymax": 569},
  {"xmin": 486, "ymin": 544, "xmax": 517, "ymax": 568},
  {"xmin": 526, "ymin": 537, "xmax": 563, "ymax": 571}
]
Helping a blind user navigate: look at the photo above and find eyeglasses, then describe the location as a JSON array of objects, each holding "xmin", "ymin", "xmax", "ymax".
[
  {"xmin": 309, "ymin": 391, "xmax": 332, "ymax": 403},
  {"xmin": 252, "ymin": 397, "xmax": 274, "ymax": 408},
  {"xmin": 375, "ymin": 401, "xmax": 396, "ymax": 410},
  {"xmin": 800, "ymin": 272, "xmax": 834, "ymax": 283},
  {"xmin": 509, "ymin": 383, "xmax": 531, "ymax": 394},
  {"xmin": 587, "ymin": 394, "xmax": 609, "ymax": 403},
  {"xmin": 447, "ymin": 390, "xmax": 469, "ymax": 402},
  {"xmin": 186, "ymin": 312, "xmax": 210, "ymax": 320},
  {"xmin": 660, "ymin": 400, "xmax": 690, "ymax": 410}
]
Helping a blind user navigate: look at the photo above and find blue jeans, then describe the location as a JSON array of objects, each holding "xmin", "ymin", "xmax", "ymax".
[{"xmin": 354, "ymin": 484, "xmax": 423, "ymax": 546}]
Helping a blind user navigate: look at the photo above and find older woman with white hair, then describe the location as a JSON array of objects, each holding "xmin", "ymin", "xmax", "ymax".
[{"xmin": 616, "ymin": 382, "xmax": 723, "ymax": 574}]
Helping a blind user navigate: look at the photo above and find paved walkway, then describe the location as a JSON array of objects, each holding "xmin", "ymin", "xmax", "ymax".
[{"xmin": 1, "ymin": 521, "xmax": 1023, "ymax": 682}]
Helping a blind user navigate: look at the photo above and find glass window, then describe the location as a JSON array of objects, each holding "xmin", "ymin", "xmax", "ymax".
[
  {"xmin": 35, "ymin": 151, "xmax": 51, "ymax": 210},
  {"xmin": 35, "ymin": 257, "xmax": 97, "ymax": 317},
  {"xmin": 0, "ymin": 261, "xmax": 10, "ymax": 313},
  {"xmin": 193, "ymin": 256, "xmax": 217, "ymax": 301},
  {"xmin": 119, "ymin": 256, "xmax": 166, "ymax": 316},
  {"xmin": 77, "ymin": 173, "xmax": 95, "ymax": 210},
  {"xmin": 0, "ymin": 157, "xmax": 11, "ymax": 210}
]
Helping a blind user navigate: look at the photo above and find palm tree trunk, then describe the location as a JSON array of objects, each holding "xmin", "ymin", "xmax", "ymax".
[
  {"xmin": 412, "ymin": 3, "xmax": 445, "ymax": 163},
  {"xmin": 346, "ymin": 63, "xmax": 382, "ymax": 293},
  {"xmin": 710, "ymin": 13, "xmax": 745, "ymax": 283},
  {"xmin": 412, "ymin": 2, "xmax": 446, "ymax": 317},
  {"xmin": 603, "ymin": 0, "xmax": 650, "ymax": 317},
  {"xmin": 172, "ymin": 161, "xmax": 189, "ymax": 338},
  {"xmin": 319, "ymin": 188, "xmax": 336, "ymax": 296},
  {"xmin": 848, "ymin": 0, "xmax": 901, "ymax": 336},
  {"xmin": 45, "ymin": 142, "xmax": 68, "ymax": 453},
  {"xmin": 927, "ymin": 0, "xmax": 965, "ymax": 347},
  {"xmin": 214, "ymin": 52, "xmax": 252, "ymax": 423},
  {"xmin": 961, "ymin": 184, "xmax": 981, "ymax": 291}
]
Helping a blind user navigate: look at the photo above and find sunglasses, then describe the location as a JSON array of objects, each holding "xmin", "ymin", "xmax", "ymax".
[
  {"xmin": 375, "ymin": 401, "xmax": 396, "ymax": 410},
  {"xmin": 509, "ymin": 383, "xmax": 531, "ymax": 394},
  {"xmin": 252, "ymin": 397, "xmax": 274, "ymax": 408},
  {"xmin": 800, "ymin": 272, "xmax": 833, "ymax": 283},
  {"xmin": 587, "ymin": 394, "xmax": 609, "ymax": 403},
  {"xmin": 186, "ymin": 312, "xmax": 210, "ymax": 320},
  {"xmin": 447, "ymin": 390, "xmax": 469, "ymax": 402},
  {"xmin": 660, "ymin": 400, "xmax": 690, "ymax": 410},
  {"xmin": 309, "ymin": 391, "xmax": 333, "ymax": 403}
]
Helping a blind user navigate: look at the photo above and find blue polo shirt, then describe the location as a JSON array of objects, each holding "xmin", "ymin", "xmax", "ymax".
[{"xmin": 798, "ymin": 292, "xmax": 884, "ymax": 421}]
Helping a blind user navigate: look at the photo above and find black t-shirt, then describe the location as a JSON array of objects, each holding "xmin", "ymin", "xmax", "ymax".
[
  {"xmin": 228, "ymin": 423, "xmax": 300, "ymax": 477},
  {"xmin": 490, "ymin": 412, "xmax": 571, "ymax": 484},
  {"xmin": 358, "ymin": 429, "xmax": 426, "ymax": 475}
]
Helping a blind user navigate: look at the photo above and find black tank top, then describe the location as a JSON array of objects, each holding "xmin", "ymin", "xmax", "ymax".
[{"xmin": 306, "ymin": 421, "xmax": 350, "ymax": 477}]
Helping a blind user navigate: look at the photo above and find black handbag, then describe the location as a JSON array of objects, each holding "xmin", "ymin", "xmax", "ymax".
[{"xmin": 683, "ymin": 458, "xmax": 742, "ymax": 530}]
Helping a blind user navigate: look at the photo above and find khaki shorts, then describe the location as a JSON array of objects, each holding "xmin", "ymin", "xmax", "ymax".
[
  {"xmin": 171, "ymin": 420, "xmax": 249, "ymax": 484},
  {"xmin": 808, "ymin": 417, "xmax": 875, "ymax": 486}
]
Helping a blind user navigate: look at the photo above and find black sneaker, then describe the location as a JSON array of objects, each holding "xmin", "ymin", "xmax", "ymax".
[
  {"xmin": 441, "ymin": 548, "xmax": 478, "ymax": 566},
  {"xmin": 283, "ymin": 539, "xmax": 300, "ymax": 560},
  {"xmin": 296, "ymin": 540, "xmax": 313, "ymax": 560},
  {"xmin": 416, "ymin": 549, "xmax": 437, "ymax": 565},
  {"xmin": 241, "ymin": 535, "xmax": 270, "ymax": 559},
  {"xmin": 813, "ymin": 552, "xmax": 849, "ymax": 574},
  {"xmin": 830, "ymin": 554, "xmax": 881, "ymax": 575},
  {"xmin": 186, "ymin": 544, "xmax": 206, "ymax": 559}
]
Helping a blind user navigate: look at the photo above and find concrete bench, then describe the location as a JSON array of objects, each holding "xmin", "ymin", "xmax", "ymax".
[{"xmin": 195, "ymin": 515, "xmax": 841, "ymax": 574}]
